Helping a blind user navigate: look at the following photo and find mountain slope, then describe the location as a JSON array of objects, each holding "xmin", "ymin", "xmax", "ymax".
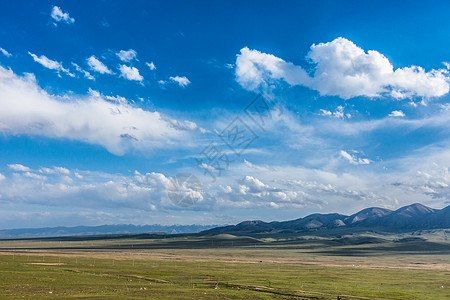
[
  {"xmin": 345, "ymin": 207, "xmax": 392, "ymax": 224},
  {"xmin": 421, "ymin": 204, "xmax": 450, "ymax": 228}
]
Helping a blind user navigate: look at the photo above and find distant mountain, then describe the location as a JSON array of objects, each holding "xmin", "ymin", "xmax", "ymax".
[
  {"xmin": 354, "ymin": 203, "xmax": 437, "ymax": 229},
  {"xmin": 2, "ymin": 203, "xmax": 449, "ymax": 238},
  {"xmin": 202, "ymin": 203, "xmax": 450, "ymax": 236},
  {"xmin": 0, "ymin": 224, "xmax": 217, "ymax": 238}
]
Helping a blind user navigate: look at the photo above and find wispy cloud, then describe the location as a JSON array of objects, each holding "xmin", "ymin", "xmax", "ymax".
[
  {"xmin": 71, "ymin": 62, "xmax": 94, "ymax": 80},
  {"xmin": 29, "ymin": 52, "xmax": 74, "ymax": 77},
  {"xmin": 39, "ymin": 166, "xmax": 70, "ymax": 175},
  {"xmin": 87, "ymin": 56, "xmax": 112, "ymax": 74},
  {"xmin": 0, "ymin": 47, "xmax": 11, "ymax": 57},
  {"xmin": 340, "ymin": 150, "xmax": 371, "ymax": 165}
]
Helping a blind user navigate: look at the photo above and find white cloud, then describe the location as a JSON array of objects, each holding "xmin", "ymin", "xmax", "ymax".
[
  {"xmin": 167, "ymin": 119, "xmax": 198, "ymax": 131},
  {"xmin": 146, "ymin": 62, "xmax": 156, "ymax": 70},
  {"xmin": 39, "ymin": 167, "xmax": 70, "ymax": 175},
  {"xmin": 340, "ymin": 150, "xmax": 371, "ymax": 165},
  {"xmin": 51, "ymin": 6, "xmax": 75, "ymax": 25},
  {"xmin": 236, "ymin": 37, "xmax": 450, "ymax": 99},
  {"xmin": 169, "ymin": 76, "xmax": 191, "ymax": 87},
  {"xmin": 0, "ymin": 66, "xmax": 197, "ymax": 155},
  {"xmin": 87, "ymin": 56, "xmax": 112, "ymax": 74},
  {"xmin": 319, "ymin": 109, "xmax": 332, "ymax": 116},
  {"xmin": 24, "ymin": 172, "xmax": 47, "ymax": 180},
  {"xmin": 0, "ymin": 173, "xmax": 5, "ymax": 181},
  {"xmin": 116, "ymin": 49, "xmax": 137, "ymax": 62},
  {"xmin": 0, "ymin": 149, "xmax": 447, "ymax": 223},
  {"xmin": 29, "ymin": 52, "xmax": 74, "ymax": 77},
  {"xmin": 242, "ymin": 176, "xmax": 269, "ymax": 192},
  {"xmin": 8, "ymin": 164, "xmax": 31, "ymax": 172},
  {"xmin": 208, "ymin": 161, "xmax": 408, "ymax": 213},
  {"xmin": 119, "ymin": 65, "xmax": 143, "ymax": 82},
  {"xmin": 0, "ymin": 167, "xmax": 173, "ymax": 211},
  {"xmin": 0, "ymin": 48, "xmax": 11, "ymax": 57},
  {"xmin": 71, "ymin": 63, "xmax": 94, "ymax": 80},
  {"xmin": 320, "ymin": 106, "xmax": 349, "ymax": 119},
  {"xmin": 235, "ymin": 47, "xmax": 310, "ymax": 91},
  {"xmin": 389, "ymin": 110, "xmax": 405, "ymax": 117}
]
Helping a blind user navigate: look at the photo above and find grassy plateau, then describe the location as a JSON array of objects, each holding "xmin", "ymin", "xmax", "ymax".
[{"xmin": 0, "ymin": 231, "xmax": 449, "ymax": 299}]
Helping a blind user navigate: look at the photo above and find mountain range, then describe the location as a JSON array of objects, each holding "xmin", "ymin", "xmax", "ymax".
[
  {"xmin": 201, "ymin": 203, "xmax": 450, "ymax": 236},
  {"xmin": 1, "ymin": 203, "xmax": 448, "ymax": 238}
]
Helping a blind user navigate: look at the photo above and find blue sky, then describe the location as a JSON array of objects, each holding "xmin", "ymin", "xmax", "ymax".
[{"xmin": 1, "ymin": 0, "xmax": 450, "ymax": 229}]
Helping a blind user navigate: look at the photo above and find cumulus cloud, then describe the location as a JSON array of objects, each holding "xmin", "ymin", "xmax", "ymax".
[
  {"xmin": 242, "ymin": 176, "xmax": 269, "ymax": 192},
  {"xmin": 119, "ymin": 65, "xmax": 143, "ymax": 82},
  {"xmin": 236, "ymin": 47, "xmax": 310, "ymax": 91},
  {"xmin": 0, "ymin": 166, "xmax": 208, "ymax": 213},
  {"xmin": 87, "ymin": 56, "xmax": 112, "ymax": 74},
  {"xmin": 214, "ymin": 174, "xmax": 318, "ymax": 210},
  {"xmin": 169, "ymin": 76, "xmax": 191, "ymax": 87},
  {"xmin": 212, "ymin": 161, "xmax": 410, "ymax": 213},
  {"xmin": 0, "ymin": 168, "xmax": 165, "ymax": 210},
  {"xmin": 8, "ymin": 164, "xmax": 31, "ymax": 172},
  {"xmin": 146, "ymin": 62, "xmax": 156, "ymax": 70},
  {"xmin": 71, "ymin": 63, "xmax": 94, "ymax": 80},
  {"xmin": 0, "ymin": 164, "xmax": 317, "ymax": 213},
  {"xmin": 51, "ymin": 6, "xmax": 75, "ymax": 25},
  {"xmin": 0, "ymin": 47, "xmax": 11, "ymax": 57},
  {"xmin": 236, "ymin": 37, "xmax": 450, "ymax": 99},
  {"xmin": 116, "ymin": 49, "xmax": 137, "ymax": 62},
  {"xmin": 389, "ymin": 110, "xmax": 405, "ymax": 117},
  {"xmin": 29, "ymin": 52, "xmax": 74, "ymax": 77},
  {"xmin": 340, "ymin": 150, "xmax": 371, "ymax": 165},
  {"xmin": 0, "ymin": 66, "xmax": 197, "ymax": 155}
]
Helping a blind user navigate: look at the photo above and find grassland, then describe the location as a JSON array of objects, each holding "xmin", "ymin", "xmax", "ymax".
[{"xmin": 0, "ymin": 231, "xmax": 449, "ymax": 299}]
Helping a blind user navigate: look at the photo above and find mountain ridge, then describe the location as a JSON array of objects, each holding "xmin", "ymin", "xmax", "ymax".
[{"xmin": 201, "ymin": 203, "xmax": 450, "ymax": 236}]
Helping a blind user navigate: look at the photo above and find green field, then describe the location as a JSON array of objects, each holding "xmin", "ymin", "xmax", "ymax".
[{"xmin": 0, "ymin": 232, "xmax": 449, "ymax": 299}]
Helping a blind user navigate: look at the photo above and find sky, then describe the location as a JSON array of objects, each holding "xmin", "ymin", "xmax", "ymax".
[{"xmin": 1, "ymin": 0, "xmax": 450, "ymax": 229}]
